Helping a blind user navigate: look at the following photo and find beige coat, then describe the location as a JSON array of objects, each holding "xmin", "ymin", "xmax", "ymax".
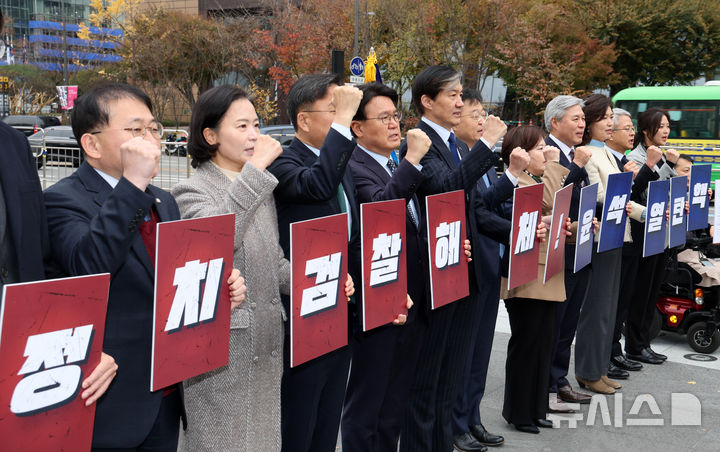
[
  {"xmin": 584, "ymin": 145, "xmax": 645, "ymax": 243},
  {"xmin": 171, "ymin": 161, "xmax": 290, "ymax": 452},
  {"xmin": 501, "ymin": 161, "xmax": 569, "ymax": 302}
]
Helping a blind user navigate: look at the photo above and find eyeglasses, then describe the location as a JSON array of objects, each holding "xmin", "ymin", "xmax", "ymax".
[
  {"xmin": 613, "ymin": 126, "xmax": 635, "ymax": 133},
  {"xmin": 365, "ymin": 112, "xmax": 402, "ymax": 125},
  {"xmin": 461, "ymin": 110, "xmax": 488, "ymax": 121},
  {"xmin": 91, "ymin": 120, "xmax": 164, "ymax": 139},
  {"xmin": 301, "ymin": 110, "xmax": 337, "ymax": 114}
]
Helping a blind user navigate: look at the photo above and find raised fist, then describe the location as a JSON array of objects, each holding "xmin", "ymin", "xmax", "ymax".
[
  {"xmin": 646, "ymin": 145, "xmax": 663, "ymax": 168},
  {"xmin": 507, "ymin": 147, "xmax": 530, "ymax": 178},
  {"xmin": 665, "ymin": 148, "xmax": 679, "ymax": 164},
  {"xmin": 333, "ymin": 85, "xmax": 364, "ymax": 127},
  {"xmin": 543, "ymin": 145, "xmax": 561, "ymax": 163},
  {"xmin": 121, "ymin": 136, "xmax": 161, "ymax": 191},
  {"xmin": 405, "ymin": 129, "xmax": 432, "ymax": 165},
  {"xmin": 249, "ymin": 135, "xmax": 283, "ymax": 170},
  {"xmin": 573, "ymin": 146, "xmax": 592, "ymax": 167},
  {"xmin": 482, "ymin": 115, "xmax": 507, "ymax": 147}
]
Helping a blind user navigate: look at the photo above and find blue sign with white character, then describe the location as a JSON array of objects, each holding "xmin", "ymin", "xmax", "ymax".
[
  {"xmin": 350, "ymin": 57, "xmax": 365, "ymax": 76},
  {"xmin": 643, "ymin": 179, "xmax": 670, "ymax": 257},
  {"xmin": 688, "ymin": 163, "xmax": 711, "ymax": 231},
  {"xmin": 668, "ymin": 176, "xmax": 688, "ymax": 248},
  {"xmin": 597, "ymin": 171, "xmax": 633, "ymax": 253},
  {"xmin": 574, "ymin": 183, "xmax": 598, "ymax": 273}
]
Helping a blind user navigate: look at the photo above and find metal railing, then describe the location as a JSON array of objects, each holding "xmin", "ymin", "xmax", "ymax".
[{"xmin": 23, "ymin": 126, "xmax": 195, "ymax": 190}]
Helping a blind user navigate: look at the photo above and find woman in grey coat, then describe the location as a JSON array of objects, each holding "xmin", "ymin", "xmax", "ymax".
[{"xmin": 171, "ymin": 85, "xmax": 290, "ymax": 451}]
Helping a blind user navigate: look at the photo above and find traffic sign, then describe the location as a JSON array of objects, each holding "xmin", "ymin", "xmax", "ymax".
[{"xmin": 350, "ymin": 57, "xmax": 365, "ymax": 77}]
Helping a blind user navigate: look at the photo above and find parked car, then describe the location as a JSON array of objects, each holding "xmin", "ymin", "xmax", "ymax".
[
  {"xmin": 29, "ymin": 126, "xmax": 82, "ymax": 169},
  {"xmin": 260, "ymin": 124, "xmax": 295, "ymax": 146},
  {"xmin": 2, "ymin": 115, "xmax": 61, "ymax": 137}
]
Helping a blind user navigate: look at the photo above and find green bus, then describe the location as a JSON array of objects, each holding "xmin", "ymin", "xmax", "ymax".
[{"xmin": 612, "ymin": 86, "xmax": 720, "ymax": 176}]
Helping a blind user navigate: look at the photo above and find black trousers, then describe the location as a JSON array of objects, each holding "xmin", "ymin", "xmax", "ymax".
[
  {"xmin": 400, "ymin": 294, "xmax": 480, "ymax": 452},
  {"xmin": 92, "ymin": 390, "xmax": 181, "ymax": 452},
  {"xmin": 341, "ymin": 310, "xmax": 426, "ymax": 452},
  {"xmin": 613, "ymin": 246, "xmax": 640, "ymax": 357},
  {"xmin": 503, "ymin": 297, "xmax": 557, "ymax": 425},
  {"xmin": 281, "ymin": 337, "xmax": 351, "ymax": 452},
  {"xmin": 625, "ymin": 252, "xmax": 666, "ymax": 355}
]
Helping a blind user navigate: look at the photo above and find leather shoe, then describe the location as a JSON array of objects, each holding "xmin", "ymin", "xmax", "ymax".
[
  {"xmin": 646, "ymin": 347, "xmax": 667, "ymax": 361},
  {"xmin": 576, "ymin": 376, "xmax": 615, "ymax": 394},
  {"xmin": 607, "ymin": 363, "xmax": 630, "ymax": 380},
  {"xmin": 549, "ymin": 393, "xmax": 576, "ymax": 413},
  {"xmin": 513, "ymin": 423, "xmax": 539, "ymax": 434},
  {"xmin": 470, "ymin": 424, "xmax": 504, "ymax": 447},
  {"xmin": 611, "ymin": 354, "xmax": 643, "ymax": 371},
  {"xmin": 535, "ymin": 418, "xmax": 553, "ymax": 428},
  {"xmin": 453, "ymin": 433, "xmax": 488, "ymax": 452},
  {"xmin": 627, "ymin": 348, "xmax": 663, "ymax": 365},
  {"xmin": 601, "ymin": 375, "xmax": 622, "ymax": 389},
  {"xmin": 557, "ymin": 384, "xmax": 591, "ymax": 404}
]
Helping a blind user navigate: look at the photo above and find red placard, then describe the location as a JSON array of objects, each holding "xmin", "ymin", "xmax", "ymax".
[
  {"xmin": 543, "ymin": 184, "xmax": 573, "ymax": 283},
  {"xmin": 425, "ymin": 190, "xmax": 469, "ymax": 309},
  {"xmin": 360, "ymin": 199, "xmax": 408, "ymax": 331},
  {"xmin": 0, "ymin": 274, "xmax": 110, "ymax": 452},
  {"xmin": 508, "ymin": 184, "xmax": 544, "ymax": 290},
  {"xmin": 290, "ymin": 213, "xmax": 349, "ymax": 367},
  {"xmin": 152, "ymin": 214, "xmax": 235, "ymax": 391}
]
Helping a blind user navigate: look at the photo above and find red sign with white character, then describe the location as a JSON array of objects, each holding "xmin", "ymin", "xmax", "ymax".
[
  {"xmin": 152, "ymin": 214, "xmax": 235, "ymax": 391},
  {"xmin": 0, "ymin": 274, "xmax": 110, "ymax": 452},
  {"xmin": 360, "ymin": 199, "xmax": 407, "ymax": 331},
  {"xmin": 290, "ymin": 213, "xmax": 349, "ymax": 367},
  {"xmin": 425, "ymin": 190, "xmax": 469, "ymax": 309},
  {"xmin": 543, "ymin": 184, "xmax": 572, "ymax": 283},
  {"xmin": 508, "ymin": 184, "xmax": 544, "ymax": 290}
]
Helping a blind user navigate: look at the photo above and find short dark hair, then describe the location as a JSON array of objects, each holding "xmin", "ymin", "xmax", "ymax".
[
  {"xmin": 411, "ymin": 65, "xmax": 461, "ymax": 115},
  {"xmin": 353, "ymin": 83, "xmax": 398, "ymax": 121},
  {"xmin": 71, "ymin": 83, "xmax": 152, "ymax": 154},
  {"xmin": 501, "ymin": 125, "xmax": 545, "ymax": 166},
  {"xmin": 286, "ymin": 73, "xmax": 343, "ymax": 131},
  {"xmin": 634, "ymin": 107, "xmax": 670, "ymax": 148},
  {"xmin": 187, "ymin": 85, "xmax": 250, "ymax": 168},
  {"xmin": 461, "ymin": 88, "xmax": 483, "ymax": 105},
  {"xmin": 678, "ymin": 154, "xmax": 694, "ymax": 164},
  {"xmin": 581, "ymin": 93, "xmax": 613, "ymax": 145}
]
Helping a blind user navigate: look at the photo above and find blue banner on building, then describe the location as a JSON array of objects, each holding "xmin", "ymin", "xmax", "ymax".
[
  {"xmin": 574, "ymin": 183, "xmax": 598, "ymax": 273},
  {"xmin": 597, "ymin": 171, "xmax": 633, "ymax": 253},
  {"xmin": 643, "ymin": 180, "xmax": 670, "ymax": 257},
  {"xmin": 687, "ymin": 164, "xmax": 711, "ymax": 231}
]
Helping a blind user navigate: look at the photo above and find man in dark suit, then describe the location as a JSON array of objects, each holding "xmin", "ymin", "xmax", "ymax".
[
  {"xmin": 268, "ymin": 74, "xmax": 363, "ymax": 452},
  {"xmin": 342, "ymin": 82, "xmax": 431, "ymax": 452},
  {"xmin": 451, "ymin": 89, "xmax": 525, "ymax": 451},
  {"xmin": 44, "ymin": 83, "xmax": 245, "ymax": 451},
  {"xmin": 543, "ymin": 95, "xmax": 594, "ymax": 409},
  {"xmin": 398, "ymin": 65, "xmax": 509, "ymax": 452}
]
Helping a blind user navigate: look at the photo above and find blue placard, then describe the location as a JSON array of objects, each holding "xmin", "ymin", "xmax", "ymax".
[
  {"xmin": 643, "ymin": 179, "xmax": 670, "ymax": 257},
  {"xmin": 350, "ymin": 57, "xmax": 365, "ymax": 76},
  {"xmin": 668, "ymin": 176, "xmax": 688, "ymax": 248},
  {"xmin": 688, "ymin": 164, "xmax": 711, "ymax": 231},
  {"xmin": 597, "ymin": 172, "xmax": 633, "ymax": 253},
  {"xmin": 574, "ymin": 183, "xmax": 598, "ymax": 273}
]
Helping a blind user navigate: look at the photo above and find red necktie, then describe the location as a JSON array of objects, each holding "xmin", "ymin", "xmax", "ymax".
[{"xmin": 138, "ymin": 206, "xmax": 159, "ymax": 266}]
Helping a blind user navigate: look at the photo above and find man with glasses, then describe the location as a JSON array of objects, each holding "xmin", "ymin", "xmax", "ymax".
[
  {"xmin": 268, "ymin": 74, "xmax": 363, "ymax": 452},
  {"xmin": 342, "ymin": 82, "xmax": 432, "ymax": 452},
  {"xmin": 44, "ymin": 83, "xmax": 246, "ymax": 451},
  {"xmin": 451, "ymin": 88, "xmax": 524, "ymax": 451}
]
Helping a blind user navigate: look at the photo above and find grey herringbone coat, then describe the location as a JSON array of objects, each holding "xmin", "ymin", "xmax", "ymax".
[{"xmin": 171, "ymin": 161, "xmax": 290, "ymax": 451}]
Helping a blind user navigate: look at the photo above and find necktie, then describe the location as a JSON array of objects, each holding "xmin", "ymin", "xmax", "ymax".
[
  {"xmin": 569, "ymin": 148, "xmax": 575, "ymax": 162},
  {"xmin": 139, "ymin": 205, "xmax": 159, "ymax": 266},
  {"xmin": 337, "ymin": 184, "xmax": 347, "ymax": 213},
  {"xmin": 387, "ymin": 158, "xmax": 418, "ymax": 228},
  {"xmin": 448, "ymin": 132, "xmax": 460, "ymax": 166}
]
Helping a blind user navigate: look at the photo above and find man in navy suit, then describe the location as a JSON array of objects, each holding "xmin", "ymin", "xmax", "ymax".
[
  {"xmin": 399, "ymin": 66, "xmax": 513, "ymax": 452},
  {"xmin": 268, "ymin": 74, "xmax": 363, "ymax": 452},
  {"xmin": 1, "ymin": 9, "xmax": 118, "ymax": 418},
  {"xmin": 451, "ymin": 89, "xmax": 523, "ymax": 451},
  {"xmin": 44, "ymin": 83, "xmax": 245, "ymax": 451},
  {"xmin": 543, "ymin": 95, "xmax": 595, "ymax": 410},
  {"xmin": 341, "ymin": 82, "xmax": 431, "ymax": 452}
]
